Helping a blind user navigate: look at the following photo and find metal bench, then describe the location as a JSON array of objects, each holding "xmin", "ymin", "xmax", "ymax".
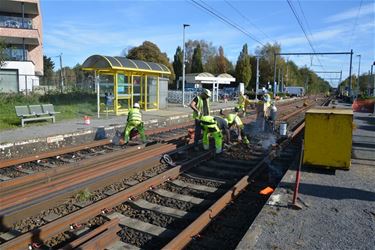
[{"xmin": 15, "ymin": 104, "xmax": 58, "ymax": 127}]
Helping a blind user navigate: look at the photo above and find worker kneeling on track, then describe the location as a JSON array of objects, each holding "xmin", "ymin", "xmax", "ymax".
[
  {"xmin": 225, "ymin": 108, "xmax": 249, "ymax": 145},
  {"xmin": 124, "ymin": 103, "xmax": 146, "ymax": 144},
  {"xmin": 200, "ymin": 115, "xmax": 230, "ymax": 154}
]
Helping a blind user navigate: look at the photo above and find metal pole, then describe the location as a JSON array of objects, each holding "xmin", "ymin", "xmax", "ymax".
[
  {"xmin": 278, "ymin": 68, "xmax": 281, "ymax": 94},
  {"xmin": 281, "ymin": 68, "xmax": 284, "ymax": 92},
  {"xmin": 21, "ymin": 2, "xmax": 24, "ymax": 28},
  {"xmin": 371, "ymin": 62, "xmax": 375, "ymax": 96},
  {"xmin": 255, "ymin": 56, "xmax": 260, "ymax": 100},
  {"xmin": 357, "ymin": 55, "xmax": 361, "ymax": 96},
  {"xmin": 59, "ymin": 53, "xmax": 64, "ymax": 92},
  {"xmin": 348, "ymin": 49, "xmax": 353, "ymax": 97},
  {"xmin": 273, "ymin": 53, "xmax": 277, "ymax": 98},
  {"xmin": 182, "ymin": 24, "xmax": 190, "ymax": 107},
  {"xmin": 95, "ymin": 71, "xmax": 100, "ymax": 118}
]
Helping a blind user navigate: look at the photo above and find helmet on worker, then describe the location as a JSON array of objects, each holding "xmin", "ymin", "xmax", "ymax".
[
  {"xmin": 133, "ymin": 103, "xmax": 140, "ymax": 109},
  {"xmin": 202, "ymin": 88, "xmax": 211, "ymax": 98}
]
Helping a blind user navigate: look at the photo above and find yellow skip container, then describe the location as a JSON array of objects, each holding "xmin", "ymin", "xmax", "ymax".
[{"xmin": 303, "ymin": 107, "xmax": 353, "ymax": 170}]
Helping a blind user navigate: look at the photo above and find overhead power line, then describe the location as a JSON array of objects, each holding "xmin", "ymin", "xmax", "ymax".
[
  {"xmin": 223, "ymin": 0, "xmax": 275, "ymax": 43},
  {"xmin": 190, "ymin": 0, "xmax": 265, "ymax": 46},
  {"xmin": 286, "ymin": 0, "xmax": 325, "ymax": 70}
]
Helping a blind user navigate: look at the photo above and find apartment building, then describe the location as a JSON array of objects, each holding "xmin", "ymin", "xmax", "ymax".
[{"xmin": 0, "ymin": 0, "xmax": 43, "ymax": 93}]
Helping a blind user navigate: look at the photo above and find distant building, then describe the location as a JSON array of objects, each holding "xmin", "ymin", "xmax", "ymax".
[{"xmin": 0, "ymin": 0, "xmax": 43, "ymax": 93}]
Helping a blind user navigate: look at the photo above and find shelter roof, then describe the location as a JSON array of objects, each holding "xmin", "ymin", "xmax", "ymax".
[{"xmin": 82, "ymin": 55, "xmax": 171, "ymax": 74}]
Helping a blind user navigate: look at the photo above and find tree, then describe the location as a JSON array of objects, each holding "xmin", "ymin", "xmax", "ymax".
[
  {"xmin": 127, "ymin": 41, "xmax": 175, "ymax": 80},
  {"xmin": 191, "ymin": 44, "xmax": 203, "ymax": 73},
  {"xmin": 172, "ymin": 46, "xmax": 183, "ymax": 88},
  {"xmin": 73, "ymin": 63, "xmax": 85, "ymax": 84},
  {"xmin": 42, "ymin": 55, "xmax": 55, "ymax": 85},
  {"xmin": 0, "ymin": 39, "xmax": 8, "ymax": 67},
  {"xmin": 185, "ymin": 40, "xmax": 216, "ymax": 73},
  {"xmin": 217, "ymin": 46, "xmax": 227, "ymax": 74},
  {"xmin": 235, "ymin": 44, "xmax": 252, "ymax": 88}
]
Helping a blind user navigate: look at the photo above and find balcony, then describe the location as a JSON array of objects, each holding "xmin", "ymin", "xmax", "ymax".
[{"xmin": 0, "ymin": 15, "xmax": 33, "ymax": 29}]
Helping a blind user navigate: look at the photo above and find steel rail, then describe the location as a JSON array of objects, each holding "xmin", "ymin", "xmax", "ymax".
[
  {"xmin": 0, "ymin": 151, "xmax": 213, "ymax": 250},
  {"xmin": 0, "ymin": 139, "xmax": 111, "ymax": 169},
  {"xmin": 162, "ymin": 110, "xmax": 308, "ymax": 249},
  {"xmin": 0, "ymin": 143, "xmax": 177, "ymax": 211},
  {"xmin": 0, "ymin": 121, "xmax": 194, "ymax": 169}
]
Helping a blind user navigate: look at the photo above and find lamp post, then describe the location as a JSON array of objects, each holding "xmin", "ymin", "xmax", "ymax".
[
  {"xmin": 356, "ymin": 54, "xmax": 361, "ymax": 97},
  {"xmin": 255, "ymin": 55, "xmax": 260, "ymax": 100},
  {"xmin": 371, "ymin": 61, "xmax": 375, "ymax": 97},
  {"xmin": 182, "ymin": 24, "xmax": 190, "ymax": 107}
]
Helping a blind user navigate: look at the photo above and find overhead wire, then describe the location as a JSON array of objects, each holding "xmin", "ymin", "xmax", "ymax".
[
  {"xmin": 286, "ymin": 0, "xmax": 326, "ymax": 71},
  {"xmin": 223, "ymin": 0, "xmax": 275, "ymax": 43},
  {"xmin": 190, "ymin": 0, "xmax": 265, "ymax": 46}
]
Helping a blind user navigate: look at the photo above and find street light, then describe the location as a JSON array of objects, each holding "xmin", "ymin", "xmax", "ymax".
[
  {"xmin": 356, "ymin": 54, "xmax": 361, "ymax": 97},
  {"xmin": 371, "ymin": 61, "xmax": 375, "ymax": 97},
  {"xmin": 182, "ymin": 24, "xmax": 190, "ymax": 107}
]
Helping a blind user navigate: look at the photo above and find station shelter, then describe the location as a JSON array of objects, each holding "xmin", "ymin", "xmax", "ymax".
[
  {"xmin": 180, "ymin": 72, "xmax": 236, "ymax": 102},
  {"xmin": 82, "ymin": 55, "xmax": 171, "ymax": 115}
]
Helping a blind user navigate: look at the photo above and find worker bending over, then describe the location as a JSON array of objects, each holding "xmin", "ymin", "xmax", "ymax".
[
  {"xmin": 200, "ymin": 115, "xmax": 229, "ymax": 154},
  {"xmin": 225, "ymin": 108, "xmax": 250, "ymax": 144},
  {"xmin": 190, "ymin": 88, "xmax": 211, "ymax": 150},
  {"xmin": 237, "ymin": 91, "xmax": 250, "ymax": 116},
  {"xmin": 124, "ymin": 103, "xmax": 146, "ymax": 144}
]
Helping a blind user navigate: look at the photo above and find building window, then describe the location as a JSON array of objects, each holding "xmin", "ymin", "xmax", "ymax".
[
  {"xmin": 4, "ymin": 45, "xmax": 28, "ymax": 61},
  {"xmin": 0, "ymin": 69, "xmax": 19, "ymax": 92},
  {"xmin": 0, "ymin": 15, "xmax": 32, "ymax": 29}
]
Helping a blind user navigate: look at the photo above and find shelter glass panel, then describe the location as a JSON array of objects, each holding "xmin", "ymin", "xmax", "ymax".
[
  {"xmin": 133, "ymin": 75, "xmax": 142, "ymax": 107},
  {"xmin": 98, "ymin": 74, "xmax": 114, "ymax": 96},
  {"xmin": 147, "ymin": 76, "xmax": 158, "ymax": 109},
  {"xmin": 117, "ymin": 74, "xmax": 130, "ymax": 97}
]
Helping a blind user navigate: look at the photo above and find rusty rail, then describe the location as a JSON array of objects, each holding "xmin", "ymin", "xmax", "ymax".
[
  {"xmin": 0, "ymin": 143, "xmax": 176, "ymax": 211},
  {"xmin": 162, "ymin": 113, "xmax": 307, "ymax": 250},
  {"xmin": 0, "ymin": 151, "xmax": 212, "ymax": 250},
  {"xmin": 0, "ymin": 139, "xmax": 111, "ymax": 169},
  {"xmin": 61, "ymin": 218, "xmax": 120, "ymax": 250}
]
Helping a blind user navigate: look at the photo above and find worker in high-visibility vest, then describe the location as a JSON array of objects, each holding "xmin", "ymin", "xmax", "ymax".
[
  {"xmin": 190, "ymin": 88, "xmax": 211, "ymax": 150},
  {"xmin": 124, "ymin": 103, "xmax": 146, "ymax": 143},
  {"xmin": 200, "ymin": 115, "xmax": 228, "ymax": 154},
  {"xmin": 225, "ymin": 109, "xmax": 250, "ymax": 144},
  {"xmin": 237, "ymin": 91, "xmax": 249, "ymax": 115}
]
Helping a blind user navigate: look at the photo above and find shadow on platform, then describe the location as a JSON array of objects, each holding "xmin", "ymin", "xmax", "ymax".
[{"xmin": 280, "ymin": 182, "xmax": 375, "ymax": 202}]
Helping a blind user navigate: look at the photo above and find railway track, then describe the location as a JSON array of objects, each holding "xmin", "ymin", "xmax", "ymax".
[{"xmin": 0, "ymin": 97, "xmax": 327, "ymax": 249}]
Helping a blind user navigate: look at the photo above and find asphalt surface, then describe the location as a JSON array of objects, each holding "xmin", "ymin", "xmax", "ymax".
[{"xmin": 236, "ymin": 100, "xmax": 375, "ymax": 250}]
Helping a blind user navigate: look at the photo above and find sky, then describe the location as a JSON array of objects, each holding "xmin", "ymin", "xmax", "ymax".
[{"xmin": 41, "ymin": 0, "xmax": 375, "ymax": 87}]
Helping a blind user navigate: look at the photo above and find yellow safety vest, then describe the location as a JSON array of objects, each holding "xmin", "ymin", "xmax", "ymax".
[
  {"xmin": 227, "ymin": 114, "xmax": 243, "ymax": 126},
  {"xmin": 193, "ymin": 96, "xmax": 210, "ymax": 119},
  {"xmin": 128, "ymin": 108, "xmax": 142, "ymax": 122},
  {"xmin": 200, "ymin": 115, "xmax": 220, "ymax": 132}
]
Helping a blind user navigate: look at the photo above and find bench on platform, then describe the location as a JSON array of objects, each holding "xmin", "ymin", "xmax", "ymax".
[{"xmin": 15, "ymin": 104, "xmax": 59, "ymax": 127}]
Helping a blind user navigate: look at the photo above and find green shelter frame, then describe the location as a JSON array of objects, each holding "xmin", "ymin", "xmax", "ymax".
[{"xmin": 82, "ymin": 55, "xmax": 171, "ymax": 115}]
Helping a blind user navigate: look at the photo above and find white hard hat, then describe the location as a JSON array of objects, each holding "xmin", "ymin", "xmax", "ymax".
[
  {"xmin": 133, "ymin": 103, "xmax": 140, "ymax": 109},
  {"xmin": 203, "ymin": 88, "xmax": 211, "ymax": 97}
]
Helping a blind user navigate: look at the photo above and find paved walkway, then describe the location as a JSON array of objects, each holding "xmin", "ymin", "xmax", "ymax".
[
  {"xmin": 236, "ymin": 100, "xmax": 375, "ymax": 250},
  {"xmin": 0, "ymin": 101, "xmax": 238, "ymax": 144}
]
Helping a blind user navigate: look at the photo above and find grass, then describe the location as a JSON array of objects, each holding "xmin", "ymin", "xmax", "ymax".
[
  {"xmin": 0, "ymin": 92, "xmax": 97, "ymax": 131},
  {"xmin": 74, "ymin": 188, "xmax": 93, "ymax": 202}
]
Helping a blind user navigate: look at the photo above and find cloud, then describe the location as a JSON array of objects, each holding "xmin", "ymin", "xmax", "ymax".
[{"xmin": 325, "ymin": 2, "xmax": 375, "ymax": 23}]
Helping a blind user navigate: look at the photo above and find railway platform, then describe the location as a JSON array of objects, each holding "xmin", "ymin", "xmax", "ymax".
[{"xmin": 236, "ymin": 99, "xmax": 375, "ymax": 250}]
